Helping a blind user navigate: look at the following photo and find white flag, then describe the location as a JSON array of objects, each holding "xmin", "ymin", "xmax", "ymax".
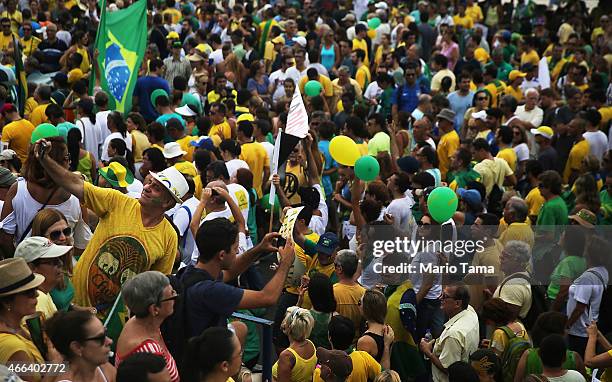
[
  {"xmin": 538, "ymin": 57, "xmax": 551, "ymax": 90},
  {"xmin": 285, "ymin": 85, "xmax": 309, "ymax": 138},
  {"xmin": 268, "ymin": 128, "xmax": 282, "ymax": 207}
]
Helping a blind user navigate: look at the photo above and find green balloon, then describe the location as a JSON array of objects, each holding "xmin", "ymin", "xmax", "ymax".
[
  {"xmin": 57, "ymin": 122, "xmax": 78, "ymax": 139},
  {"xmin": 368, "ymin": 17, "xmax": 381, "ymax": 30},
  {"xmin": 304, "ymin": 80, "xmax": 322, "ymax": 97},
  {"xmin": 31, "ymin": 123, "xmax": 60, "ymax": 143},
  {"xmin": 354, "ymin": 155, "xmax": 380, "ymax": 182},
  {"xmin": 427, "ymin": 187, "xmax": 459, "ymax": 223}
]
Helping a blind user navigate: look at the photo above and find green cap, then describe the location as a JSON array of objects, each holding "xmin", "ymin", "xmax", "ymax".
[
  {"xmin": 150, "ymin": 88, "xmax": 169, "ymax": 107},
  {"xmin": 31, "ymin": 123, "xmax": 60, "ymax": 143},
  {"xmin": 57, "ymin": 122, "xmax": 78, "ymax": 139}
]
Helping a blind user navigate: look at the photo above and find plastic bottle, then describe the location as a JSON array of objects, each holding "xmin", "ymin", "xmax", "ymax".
[{"xmin": 423, "ymin": 329, "xmax": 433, "ymax": 360}]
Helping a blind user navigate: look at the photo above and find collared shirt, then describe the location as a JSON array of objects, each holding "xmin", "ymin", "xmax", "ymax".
[
  {"xmin": 163, "ymin": 55, "xmax": 191, "ymax": 88},
  {"xmin": 432, "ymin": 305, "xmax": 480, "ymax": 382}
]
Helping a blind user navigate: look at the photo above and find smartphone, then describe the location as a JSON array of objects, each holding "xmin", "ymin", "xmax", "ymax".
[
  {"xmin": 38, "ymin": 142, "xmax": 48, "ymax": 160},
  {"xmin": 276, "ymin": 236, "xmax": 287, "ymax": 248},
  {"xmin": 25, "ymin": 312, "xmax": 47, "ymax": 359}
]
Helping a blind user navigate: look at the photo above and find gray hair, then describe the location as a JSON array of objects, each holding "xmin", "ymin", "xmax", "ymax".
[
  {"xmin": 122, "ymin": 271, "xmax": 170, "ymax": 318},
  {"xmin": 504, "ymin": 240, "xmax": 531, "ymax": 264},
  {"xmin": 525, "ymin": 88, "xmax": 539, "ymax": 97},
  {"xmin": 337, "ymin": 65, "xmax": 351, "ymax": 75},
  {"xmin": 507, "ymin": 196, "xmax": 528, "ymax": 222},
  {"xmin": 335, "ymin": 249, "xmax": 359, "ymax": 278}
]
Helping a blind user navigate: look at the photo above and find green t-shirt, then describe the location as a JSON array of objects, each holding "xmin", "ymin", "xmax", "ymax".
[
  {"xmin": 546, "ymin": 255, "xmax": 587, "ymax": 300},
  {"xmin": 309, "ymin": 310, "xmax": 332, "ymax": 349},
  {"xmin": 600, "ymin": 189, "xmax": 612, "ymax": 225},
  {"xmin": 536, "ymin": 196, "xmax": 568, "ymax": 228},
  {"xmin": 503, "ymin": 44, "xmax": 517, "ymax": 63},
  {"xmin": 50, "ymin": 275, "xmax": 75, "ymax": 312}
]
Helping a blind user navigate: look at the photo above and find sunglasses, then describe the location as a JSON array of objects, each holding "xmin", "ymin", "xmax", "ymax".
[
  {"xmin": 477, "ymin": 97, "xmax": 487, "ymax": 101},
  {"xmin": 49, "ymin": 227, "xmax": 72, "ymax": 241},
  {"xmin": 82, "ymin": 329, "xmax": 108, "ymax": 346}
]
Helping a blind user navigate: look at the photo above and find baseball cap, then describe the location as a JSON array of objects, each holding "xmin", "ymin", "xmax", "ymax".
[
  {"xmin": 236, "ymin": 113, "xmax": 255, "ymax": 123},
  {"xmin": 315, "ymin": 232, "xmax": 339, "ymax": 256},
  {"xmin": 397, "ymin": 156, "xmax": 419, "ymax": 174},
  {"xmin": 457, "ymin": 188, "xmax": 482, "ymax": 210},
  {"xmin": 149, "ymin": 166, "xmax": 188, "ymax": 203},
  {"xmin": 317, "ymin": 347, "xmax": 353, "ymax": 379},
  {"xmin": 341, "ymin": 13, "xmax": 356, "ymax": 22},
  {"xmin": 14, "ymin": 236, "xmax": 72, "ymax": 263},
  {"xmin": 99, "ymin": 162, "xmax": 134, "ymax": 188},
  {"xmin": 166, "ymin": 31, "xmax": 179, "ymax": 39},
  {"xmin": 150, "ymin": 88, "xmax": 169, "ymax": 106},
  {"xmin": 474, "ymin": 47, "xmax": 490, "ymax": 64},
  {"xmin": 472, "ymin": 110, "xmax": 487, "ymax": 122},
  {"xmin": 530, "ymin": 126, "xmax": 554, "ymax": 140},
  {"xmin": 470, "ymin": 349, "xmax": 501, "ymax": 378},
  {"xmin": 375, "ymin": 1, "xmax": 388, "ymax": 9},
  {"xmin": 271, "ymin": 35, "xmax": 285, "ymax": 45},
  {"xmin": 0, "ymin": 149, "xmax": 16, "ymax": 161},
  {"xmin": 67, "ymin": 68, "xmax": 84, "ymax": 84},
  {"xmin": 508, "ymin": 70, "xmax": 526, "ymax": 81},
  {"xmin": 293, "ymin": 36, "xmax": 307, "ymax": 47},
  {"xmin": 190, "ymin": 137, "xmax": 216, "ymax": 151},
  {"xmin": 0, "ymin": 167, "xmax": 16, "ymax": 187}
]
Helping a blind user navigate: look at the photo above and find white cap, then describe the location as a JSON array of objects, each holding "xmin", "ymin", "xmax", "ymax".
[
  {"xmin": 15, "ymin": 236, "xmax": 72, "ymax": 263},
  {"xmin": 472, "ymin": 110, "xmax": 487, "ymax": 121},
  {"xmin": 375, "ymin": 1, "xmax": 388, "ymax": 10},
  {"xmin": 176, "ymin": 104, "xmax": 197, "ymax": 117},
  {"xmin": 149, "ymin": 166, "xmax": 188, "ymax": 203},
  {"xmin": 163, "ymin": 142, "xmax": 187, "ymax": 159},
  {"xmin": 293, "ymin": 36, "xmax": 307, "ymax": 47}
]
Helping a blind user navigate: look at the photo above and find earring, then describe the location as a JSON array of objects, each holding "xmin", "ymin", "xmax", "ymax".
[{"xmin": 6, "ymin": 305, "xmax": 11, "ymax": 312}]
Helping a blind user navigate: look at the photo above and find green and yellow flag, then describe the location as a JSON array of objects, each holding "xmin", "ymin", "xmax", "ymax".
[{"xmin": 93, "ymin": 0, "xmax": 147, "ymax": 113}]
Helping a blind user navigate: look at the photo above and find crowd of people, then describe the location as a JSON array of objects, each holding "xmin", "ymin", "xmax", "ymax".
[{"xmin": 0, "ymin": 0, "xmax": 611, "ymax": 381}]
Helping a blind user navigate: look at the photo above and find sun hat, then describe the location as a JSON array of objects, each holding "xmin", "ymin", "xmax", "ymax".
[
  {"xmin": 0, "ymin": 258, "xmax": 45, "ymax": 297},
  {"xmin": 163, "ymin": 142, "xmax": 187, "ymax": 159},
  {"xmin": 187, "ymin": 53, "xmax": 204, "ymax": 62},
  {"xmin": 30, "ymin": 123, "xmax": 60, "ymax": 143},
  {"xmin": 14, "ymin": 236, "xmax": 73, "ymax": 264},
  {"xmin": 436, "ymin": 108, "xmax": 456, "ymax": 122},
  {"xmin": 508, "ymin": 70, "xmax": 526, "ymax": 82},
  {"xmin": 530, "ymin": 126, "xmax": 554, "ymax": 140},
  {"xmin": 150, "ymin": 88, "xmax": 169, "ymax": 107},
  {"xmin": 99, "ymin": 162, "xmax": 135, "ymax": 188},
  {"xmin": 176, "ymin": 104, "xmax": 197, "ymax": 117},
  {"xmin": 149, "ymin": 166, "xmax": 189, "ymax": 203}
]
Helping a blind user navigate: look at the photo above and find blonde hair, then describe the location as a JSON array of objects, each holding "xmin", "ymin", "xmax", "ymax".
[
  {"xmin": 374, "ymin": 370, "xmax": 401, "ymax": 382},
  {"xmin": 281, "ymin": 306, "xmax": 315, "ymax": 341}
]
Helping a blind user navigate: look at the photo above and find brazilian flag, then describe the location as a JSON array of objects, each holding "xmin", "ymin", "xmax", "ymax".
[{"xmin": 92, "ymin": 0, "xmax": 147, "ymax": 113}]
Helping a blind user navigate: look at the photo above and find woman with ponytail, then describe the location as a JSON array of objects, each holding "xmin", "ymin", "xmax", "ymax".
[
  {"xmin": 106, "ymin": 138, "xmax": 136, "ymax": 176},
  {"xmin": 181, "ymin": 327, "xmax": 243, "ymax": 382},
  {"xmin": 67, "ymin": 128, "xmax": 96, "ymax": 183},
  {"xmin": 272, "ymin": 306, "xmax": 317, "ymax": 382},
  {"xmin": 75, "ymin": 98, "xmax": 100, "ymax": 163},
  {"xmin": 101, "ymin": 111, "xmax": 133, "ymax": 163}
]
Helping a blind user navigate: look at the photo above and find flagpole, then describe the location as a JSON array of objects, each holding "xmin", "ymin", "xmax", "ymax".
[
  {"xmin": 89, "ymin": 0, "xmax": 107, "ymax": 96},
  {"xmin": 269, "ymin": 129, "xmax": 282, "ymax": 233}
]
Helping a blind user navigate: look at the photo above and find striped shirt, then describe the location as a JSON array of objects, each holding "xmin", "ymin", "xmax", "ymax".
[{"xmin": 116, "ymin": 338, "xmax": 180, "ymax": 382}]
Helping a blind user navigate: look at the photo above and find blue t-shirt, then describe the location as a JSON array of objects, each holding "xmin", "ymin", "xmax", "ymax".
[
  {"xmin": 391, "ymin": 84, "xmax": 421, "ymax": 114},
  {"xmin": 133, "ymin": 76, "xmax": 171, "ymax": 121},
  {"xmin": 184, "ymin": 266, "xmax": 244, "ymax": 337},
  {"xmin": 318, "ymin": 139, "xmax": 336, "ymax": 196},
  {"xmin": 247, "ymin": 76, "xmax": 270, "ymax": 95},
  {"xmin": 447, "ymin": 90, "xmax": 474, "ymax": 129}
]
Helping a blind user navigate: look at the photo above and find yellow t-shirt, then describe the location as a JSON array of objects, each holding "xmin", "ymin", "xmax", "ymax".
[
  {"xmin": 598, "ymin": 106, "xmax": 612, "ymax": 129},
  {"xmin": 239, "ymin": 141, "xmax": 270, "ymax": 197},
  {"xmin": 24, "ymin": 97, "xmax": 38, "ymax": 117},
  {"xmin": 601, "ymin": 350, "xmax": 612, "ymax": 382},
  {"xmin": 453, "ymin": 14, "xmax": 474, "ymax": 29},
  {"xmin": 352, "ymin": 38, "xmax": 369, "ymax": 66},
  {"xmin": 209, "ymin": 119, "xmax": 232, "ymax": 141},
  {"xmin": 285, "ymin": 231, "xmax": 321, "ymax": 295},
  {"xmin": 1, "ymin": 118, "xmax": 35, "ymax": 163},
  {"xmin": 333, "ymin": 283, "xmax": 365, "ymax": 341},
  {"xmin": 563, "ymin": 139, "xmax": 590, "ymax": 184},
  {"xmin": 131, "ymin": 130, "xmax": 151, "ymax": 163},
  {"xmin": 29, "ymin": 103, "xmax": 49, "ymax": 127},
  {"xmin": 0, "ymin": 32, "xmax": 15, "ymax": 51},
  {"xmin": 0, "ymin": 332, "xmax": 44, "ymax": 378},
  {"xmin": 36, "ymin": 291, "xmax": 57, "ymax": 321},
  {"xmin": 504, "ymin": 86, "xmax": 524, "ymax": 103},
  {"xmin": 176, "ymin": 135, "xmax": 197, "ymax": 162},
  {"xmin": 76, "ymin": 46, "xmax": 90, "ymax": 74},
  {"xmin": 437, "ymin": 130, "xmax": 460, "ymax": 180},
  {"xmin": 73, "ymin": 182, "xmax": 177, "ymax": 309},
  {"xmin": 263, "ymin": 40, "xmax": 276, "ymax": 62},
  {"xmin": 194, "ymin": 174, "xmax": 203, "ymax": 199},
  {"xmin": 355, "ymin": 65, "xmax": 371, "ymax": 90},
  {"xmin": 496, "ymin": 147, "xmax": 517, "ymax": 173},
  {"xmin": 525, "ymin": 187, "xmax": 545, "ymax": 218},
  {"xmin": 520, "ymin": 50, "xmax": 540, "ymax": 67},
  {"xmin": 298, "ymin": 74, "xmax": 334, "ymax": 97},
  {"xmin": 20, "ymin": 36, "xmax": 41, "ymax": 57},
  {"xmin": 465, "ymin": 4, "xmax": 483, "ymax": 23}
]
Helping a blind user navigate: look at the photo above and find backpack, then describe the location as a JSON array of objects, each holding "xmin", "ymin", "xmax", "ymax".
[
  {"xmin": 587, "ymin": 270, "xmax": 611, "ymax": 335},
  {"xmin": 160, "ymin": 266, "xmax": 217, "ymax": 368},
  {"xmin": 499, "ymin": 273, "xmax": 548, "ymax": 330},
  {"xmin": 498, "ymin": 325, "xmax": 532, "ymax": 382},
  {"xmin": 175, "ymin": 205, "xmax": 193, "ymax": 266}
]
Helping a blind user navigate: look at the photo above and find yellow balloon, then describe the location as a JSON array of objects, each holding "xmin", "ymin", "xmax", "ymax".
[{"xmin": 329, "ymin": 135, "xmax": 360, "ymax": 166}]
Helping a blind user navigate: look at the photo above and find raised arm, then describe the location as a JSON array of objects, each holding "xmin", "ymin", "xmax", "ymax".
[
  {"xmin": 190, "ymin": 188, "xmax": 211, "ymax": 237},
  {"xmin": 213, "ymin": 186, "xmax": 245, "ymax": 233},
  {"xmin": 35, "ymin": 140, "xmax": 84, "ymax": 201},
  {"xmin": 303, "ymin": 134, "xmax": 321, "ymax": 186}
]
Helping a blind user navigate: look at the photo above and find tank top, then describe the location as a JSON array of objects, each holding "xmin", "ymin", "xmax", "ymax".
[
  {"xmin": 77, "ymin": 152, "xmax": 93, "ymax": 183},
  {"xmin": 56, "ymin": 366, "xmax": 109, "ymax": 382},
  {"xmin": 363, "ymin": 331, "xmax": 385, "ymax": 363},
  {"xmin": 116, "ymin": 338, "xmax": 180, "ymax": 382},
  {"xmin": 1, "ymin": 178, "xmax": 88, "ymax": 245},
  {"xmin": 525, "ymin": 348, "xmax": 577, "ymax": 375},
  {"xmin": 272, "ymin": 340, "xmax": 317, "ymax": 382},
  {"xmin": 321, "ymin": 44, "xmax": 335, "ymax": 72}
]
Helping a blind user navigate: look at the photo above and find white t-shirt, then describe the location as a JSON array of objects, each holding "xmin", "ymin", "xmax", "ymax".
[
  {"xmin": 95, "ymin": 110, "xmax": 112, "ymax": 145},
  {"xmin": 101, "ymin": 132, "xmax": 133, "ymax": 162},
  {"xmin": 269, "ymin": 69, "xmax": 288, "ymax": 102},
  {"xmin": 409, "ymin": 251, "xmax": 442, "ymax": 300},
  {"xmin": 173, "ymin": 196, "xmax": 199, "ymax": 265},
  {"xmin": 225, "ymin": 159, "xmax": 250, "ymax": 179},
  {"xmin": 567, "ymin": 266, "xmax": 609, "ymax": 337},
  {"xmin": 546, "ymin": 370, "xmax": 586, "ymax": 382},
  {"xmin": 515, "ymin": 105, "xmax": 544, "ymax": 128},
  {"xmin": 210, "ymin": 49, "xmax": 224, "ymax": 66},
  {"xmin": 259, "ymin": 141, "xmax": 275, "ymax": 168},
  {"xmin": 364, "ymin": 81, "xmax": 382, "ymax": 101},
  {"xmin": 386, "ymin": 197, "xmax": 414, "ymax": 231},
  {"xmin": 583, "ymin": 131, "xmax": 608, "ymax": 161},
  {"xmin": 308, "ymin": 184, "xmax": 328, "ymax": 236},
  {"xmin": 513, "ymin": 142, "xmax": 530, "ymax": 162},
  {"xmin": 227, "ymin": 183, "xmax": 250, "ymax": 223},
  {"xmin": 189, "ymin": 207, "xmax": 234, "ymax": 265},
  {"xmin": 76, "ymin": 117, "xmax": 102, "ymax": 163}
]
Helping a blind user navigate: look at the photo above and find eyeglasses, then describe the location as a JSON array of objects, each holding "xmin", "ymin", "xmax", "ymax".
[
  {"xmin": 49, "ymin": 227, "xmax": 72, "ymax": 241},
  {"xmin": 159, "ymin": 289, "xmax": 178, "ymax": 303},
  {"xmin": 477, "ymin": 97, "xmax": 488, "ymax": 101},
  {"xmin": 37, "ymin": 258, "xmax": 63, "ymax": 267},
  {"xmin": 82, "ymin": 329, "xmax": 108, "ymax": 346}
]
